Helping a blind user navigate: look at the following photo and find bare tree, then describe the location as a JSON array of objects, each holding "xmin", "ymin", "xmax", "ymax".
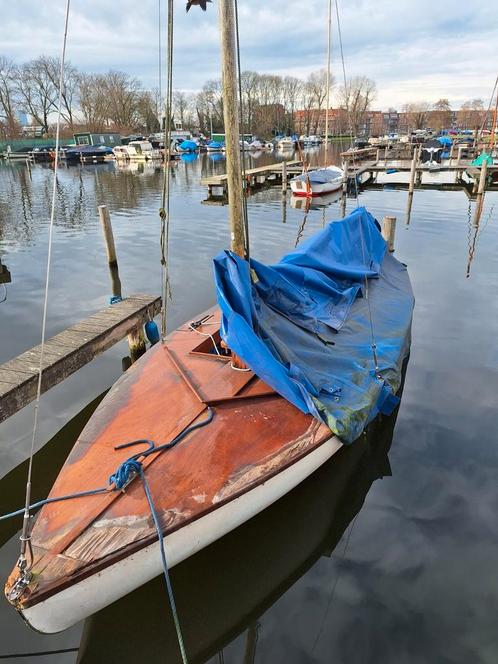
[
  {"xmin": 457, "ymin": 99, "xmax": 484, "ymax": 132},
  {"xmin": 15, "ymin": 57, "xmax": 58, "ymax": 133},
  {"xmin": 136, "ymin": 90, "xmax": 160, "ymax": 133},
  {"xmin": 338, "ymin": 76, "xmax": 376, "ymax": 136},
  {"xmin": 78, "ymin": 73, "xmax": 110, "ymax": 131},
  {"xmin": 432, "ymin": 98, "xmax": 452, "ymax": 131},
  {"xmin": 38, "ymin": 56, "xmax": 78, "ymax": 129},
  {"xmin": 402, "ymin": 101, "xmax": 431, "ymax": 131},
  {"xmin": 0, "ymin": 56, "xmax": 18, "ymax": 136},
  {"xmin": 104, "ymin": 71, "xmax": 141, "ymax": 129},
  {"xmin": 173, "ymin": 90, "xmax": 190, "ymax": 128}
]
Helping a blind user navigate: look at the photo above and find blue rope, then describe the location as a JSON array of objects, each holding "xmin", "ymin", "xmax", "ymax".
[{"xmin": 0, "ymin": 407, "xmax": 215, "ymax": 664}]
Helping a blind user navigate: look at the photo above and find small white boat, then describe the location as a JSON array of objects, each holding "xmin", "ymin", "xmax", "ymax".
[
  {"xmin": 277, "ymin": 137, "xmax": 294, "ymax": 150},
  {"xmin": 290, "ymin": 165, "xmax": 344, "ymax": 197},
  {"xmin": 239, "ymin": 140, "xmax": 251, "ymax": 150},
  {"xmin": 113, "ymin": 141, "xmax": 161, "ymax": 161}
]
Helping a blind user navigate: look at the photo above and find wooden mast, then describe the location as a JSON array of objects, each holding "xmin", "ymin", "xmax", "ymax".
[
  {"xmin": 218, "ymin": 0, "xmax": 246, "ymax": 258},
  {"xmin": 323, "ymin": 0, "xmax": 332, "ymax": 168}
]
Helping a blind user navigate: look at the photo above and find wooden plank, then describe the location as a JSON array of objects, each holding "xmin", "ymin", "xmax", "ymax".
[{"xmin": 0, "ymin": 294, "xmax": 161, "ymax": 424}]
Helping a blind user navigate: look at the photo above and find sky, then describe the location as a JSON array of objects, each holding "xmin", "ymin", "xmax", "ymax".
[{"xmin": 1, "ymin": 0, "xmax": 496, "ymax": 111}]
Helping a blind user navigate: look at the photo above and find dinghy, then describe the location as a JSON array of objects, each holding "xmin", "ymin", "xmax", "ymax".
[
  {"xmin": 290, "ymin": 165, "xmax": 344, "ymax": 197},
  {"xmin": 5, "ymin": 207, "xmax": 414, "ymax": 633}
]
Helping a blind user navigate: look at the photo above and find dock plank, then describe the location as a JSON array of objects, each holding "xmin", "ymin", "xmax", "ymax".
[{"xmin": 0, "ymin": 294, "xmax": 161, "ymax": 423}]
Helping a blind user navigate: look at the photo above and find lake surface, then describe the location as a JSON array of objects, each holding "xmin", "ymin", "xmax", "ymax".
[{"xmin": 0, "ymin": 148, "xmax": 497, "ymax": 663}]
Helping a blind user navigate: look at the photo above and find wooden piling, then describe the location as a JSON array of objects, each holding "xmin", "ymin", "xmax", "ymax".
[
  {"xmin": 457, "ymin": 145, "xmax": 463, "ymax": 166},
  {"xmin": 98, "ymin": 204, "xmax": 122, "ymax": 300},
  {"xmin": 282, "ymin": 160, "xmax": 287, "ymax": 193},
  {"xmin": 127, "ymin": 324, "xmax": 147, "ymax": 363},
  {"xmin": 474, "ymin": 160, "xmax": 488, "ymax": 225},
  {"xmin": 382, "ymin": 216, "xmax": 397, "ymax": 252},
  {"xmin": 408, "ymin": 150, "xmax": 417, "ymax": 194},
  {"xmin": 98, "ymin": 205, "xmax": 118, "ymax": 268}
]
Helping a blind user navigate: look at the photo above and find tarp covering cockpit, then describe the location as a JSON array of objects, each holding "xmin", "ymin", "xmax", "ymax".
[{"xmin": 213, "ymin": 207, "xmax": 414, "ymax": 444}]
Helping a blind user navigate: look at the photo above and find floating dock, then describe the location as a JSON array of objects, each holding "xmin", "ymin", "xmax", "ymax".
[{"xmin": 0, "ymin": 294, "xmax": 161, "ymax": 423}]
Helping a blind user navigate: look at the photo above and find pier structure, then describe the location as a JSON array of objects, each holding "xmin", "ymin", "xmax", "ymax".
[
  {"xmin": 0, "ymin": 294, "xmax": 161, "ymax": 424},
  {"xmin": 201, "ymin": 142, "xmax": 497, "ymax": 202}
]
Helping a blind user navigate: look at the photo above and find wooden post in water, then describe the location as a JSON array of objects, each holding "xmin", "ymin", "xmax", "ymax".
[
  {"xmin": 219, "ymin": 0, "xmax": 246, "ymax": 259},
  {"xmin": 382, "ymin": 216, "xmax": 397, "ymax": 252},
  {"xmin": 282, "ymin": 160, "xmax": 287, "ymax": 193},
  {"xmin": 408, "ymin": 149, "xmax": 417, "ymax": 194},
  {"xmin": 98, "ymin": 204, "xmax": 145, "ymax": 361},
  {"xmin": 474, "ymin": 160, "xmax": 488, "ymax": 225},
  {"xmin": 457, "ymin": 144, "xmax": 463, "ymax": 166},
  {"xmin": 98, "ymin": 205, "xmax": 118, "ymax": 268}
]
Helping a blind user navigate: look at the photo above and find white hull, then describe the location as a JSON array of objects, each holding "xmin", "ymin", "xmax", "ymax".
[{"xmin": 20, "ymin": 435, "xmax": 341, "ymax": 633}]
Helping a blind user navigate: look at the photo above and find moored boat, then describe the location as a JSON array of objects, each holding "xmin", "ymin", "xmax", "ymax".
[
  {"xmin": 290, "ymin": 165, "xmax": 344, "ymax": 197},
  {"xmin": 113, "ymin": 140, "xmax": 161, "ymax": 161},
  {"xmin": 5, "ymin": 207, "xmax": 414, "ymax": 632}
]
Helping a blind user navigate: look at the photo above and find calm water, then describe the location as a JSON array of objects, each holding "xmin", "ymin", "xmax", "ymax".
[{"xmin": 0, "ymin": 148, "xmax": 497, "ymax": 663}]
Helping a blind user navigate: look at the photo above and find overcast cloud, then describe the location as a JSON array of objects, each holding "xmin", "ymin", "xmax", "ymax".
[{"xmin": 1, "ymin": 0, "xmax": 496, "ymax": 110}]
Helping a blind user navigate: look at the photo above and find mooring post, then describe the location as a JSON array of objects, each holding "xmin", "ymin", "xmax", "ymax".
[
  {"xmin": 282, "ymin": 160, "xmax": 287, "ymax": 193},
  {"xmin": 457, "ymin": 145, "xmax": 463, "ymax": 166},
  {"xmin": 474, "ymin": 159, "xmax": 488, "ymax": 225},
  {"xmin": 382, "ymin": 216, "xmax": 397, "ymax": 252},
  {"xmin": 408, "ymin": 149, "xmax": 417, "ymax": 194},
  {"xmin": 98, "ymin": 204, "xmax": 122, "ymax": 301},
  {"xmin": 98, "ymin": 205, "xmax": 118, "ymax": 268},
  {"xmin": 375, "ymin": 148, "xmax": 380, "ymax": 164},
  {"xmin": 127, "ymin": 324, "xmax": 147, "ymax": 363}
]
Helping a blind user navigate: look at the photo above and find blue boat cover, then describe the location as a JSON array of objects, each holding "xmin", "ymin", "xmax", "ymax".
[
  {"xmin": 213, "ymin": 207, "xmax": 414, "ymax": 444},
  {"xmin": 179, "ymin": 140, "xmax": 198, "ymax": 151}
]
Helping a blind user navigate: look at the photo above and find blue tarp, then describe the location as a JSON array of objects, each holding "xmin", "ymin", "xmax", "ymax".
[
  {"xmin": 179, "ymin": 140, "xmax": 198, "ymax": 152},
  {"xmin": 213, "ymin": 207, "xmax": 414, "ymax": 444}
]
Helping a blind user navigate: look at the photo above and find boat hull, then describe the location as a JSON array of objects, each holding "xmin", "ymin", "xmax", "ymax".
[
  {"xmin": 290, "ymin": 179, "xmax": 343, "ymax": 197},
  {"xmin": 19, "ymin": 435, "xmax": 341, "ymax": 633}
]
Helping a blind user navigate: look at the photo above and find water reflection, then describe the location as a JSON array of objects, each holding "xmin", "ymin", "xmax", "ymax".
[{"xmin": 77, "ymin": 404, "xmax": 399, "ymax": 664}]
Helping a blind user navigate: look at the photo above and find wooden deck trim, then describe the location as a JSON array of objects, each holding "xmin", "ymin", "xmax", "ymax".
[{"xmin": 0, "ymin": 294, "xmax": 161, "ymax": 423}]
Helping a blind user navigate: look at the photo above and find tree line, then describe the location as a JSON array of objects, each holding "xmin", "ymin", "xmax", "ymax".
[
  {"xmin": 0, "ymin": 54, "xmax": 378, "ymax": 139},
  {"xmin": 0, "ymin": 55, "xmax": 160, "ymax": 138},
  {"xmin": 0, "ymin": 53, "xmax": 487, "ymax": 139}
]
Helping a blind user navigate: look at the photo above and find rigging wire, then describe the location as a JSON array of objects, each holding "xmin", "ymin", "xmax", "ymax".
[
  {"xmin": 477, "ymin": 74, "xmax": 498, "ymax": 147},
  {"xmin": 159, "ymin": 0, "xmax": 175, "ymax": 339},
  {"xmin": 16, "ymin": 0, "xmax": 72, "ymax": 581},
  {"xmin": 335, "ymin": 0, "xmax": 380, "ymax": 377}
]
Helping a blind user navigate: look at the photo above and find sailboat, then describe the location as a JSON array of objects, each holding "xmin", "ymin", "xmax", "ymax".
[
  {"xmin": 290, "ymin": 0, "xmax": 344, "ymax": 198},
  {"xmin": 76, "ymin": 403, "xmax": 399, "ymax": 663},
  {"xmin": 5, "ymin": 0, "xmax": 414, "ymax": 636}
]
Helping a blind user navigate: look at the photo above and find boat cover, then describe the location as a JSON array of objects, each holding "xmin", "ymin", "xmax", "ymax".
[
  {"xmin": 213, "ymin": 207, "xmax": 414, "ymax": 444},
  {"xmin": 179, "ymin": 140, "xmax": 197, "ymax": 151},
  {"xmin": 471, "ymin": 152, "xmax": 493, "ymax": 167},
  {"xmin": 293, "ymin": 168, "xmax": 342, "ymax": 185}
]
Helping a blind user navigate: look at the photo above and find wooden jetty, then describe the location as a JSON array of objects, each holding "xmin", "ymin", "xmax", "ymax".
[
  {"xmin": 201, "ymin": 160, "xmax": 303, "ymax": 201},
  {"xmin": 0, "ymin": 294, "xmax": 161, "ymax": 423}
]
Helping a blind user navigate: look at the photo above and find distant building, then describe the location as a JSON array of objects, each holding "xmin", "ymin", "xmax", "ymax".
[{"xmin": 16, "ymin": 111, "xmax": 28, "ymax": 127}]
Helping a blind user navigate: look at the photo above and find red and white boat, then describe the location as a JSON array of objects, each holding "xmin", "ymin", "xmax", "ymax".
[{"xmin": 290, "ymin": 165, "xmax": 344, "ymax": 197}]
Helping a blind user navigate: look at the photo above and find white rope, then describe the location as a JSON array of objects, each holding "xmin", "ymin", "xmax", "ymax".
[{"xmin": 18, "ymin": 0, "xmax": 72, "ymax": 569}]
